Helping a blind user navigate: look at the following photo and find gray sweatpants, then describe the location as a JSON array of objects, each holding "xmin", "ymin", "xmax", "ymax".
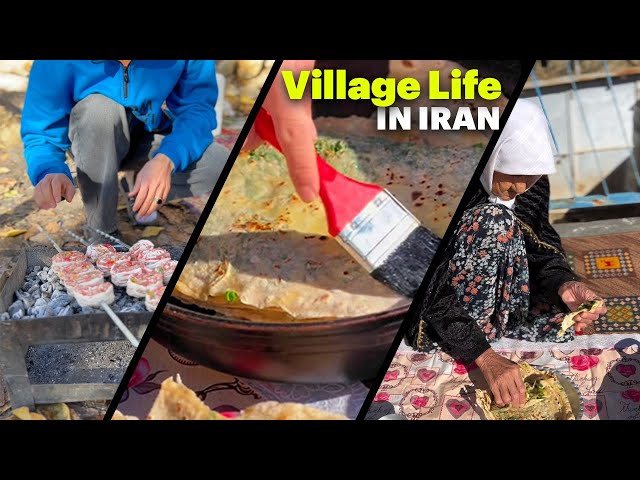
[{"xmin": 68, "ymin": 94, "xmax": 229, "ymax": 233}]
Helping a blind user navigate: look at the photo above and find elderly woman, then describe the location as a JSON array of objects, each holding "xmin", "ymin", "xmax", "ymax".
[{"xmin": 407, "ymin": 99, "xmax": 607, "ymax": 409}]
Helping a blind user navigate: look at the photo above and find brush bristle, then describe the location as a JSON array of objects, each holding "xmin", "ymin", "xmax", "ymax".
[{"xmin": 370, "ymin": 226, "xmax": 440, "ymax": 298}]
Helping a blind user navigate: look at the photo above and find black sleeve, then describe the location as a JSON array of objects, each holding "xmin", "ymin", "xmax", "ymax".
[
  {"xmin": 407, "ymin": 232, "xmax": 490, "ymax": 365},
  {"xmin": 516, "ymin": 176, "xmax": 579, "ymax": 307}
]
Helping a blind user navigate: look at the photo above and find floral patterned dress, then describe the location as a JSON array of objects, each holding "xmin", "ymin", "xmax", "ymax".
[{"xmin": 448, "ymin": 203, "xmax": 572, "ymax": 344}]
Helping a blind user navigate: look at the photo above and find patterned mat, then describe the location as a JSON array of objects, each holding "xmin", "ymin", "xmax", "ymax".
[
  {"xmin": 583, "ymin": 248, "xmax": 635, "ymax": 279},
  {"xmin": 563, "ymin": 231, "xmax": 640, "ymax": 334},
  {"xmin": 116, "ymin": 340, "xmax": 368, "ymax": 419},
  {"xmin": 367, "ymin": 337, "xmax": 640, "ymax": 420}
]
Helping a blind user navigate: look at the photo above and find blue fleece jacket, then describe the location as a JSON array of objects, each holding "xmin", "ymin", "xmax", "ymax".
[{"xmin": 21, "ymin": 60, "xmax": 218, "ymax": 185}]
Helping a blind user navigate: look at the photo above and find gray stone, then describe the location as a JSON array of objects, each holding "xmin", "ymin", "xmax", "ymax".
[
  {"xmin": 11, "ymin": 310, "xmax": 24, "ymax": 320},
  {"xmin": 42, "ymin": 266, "xmax": 49, "ymax": 273},
  {"xmin": 0, "ymin": 312, "xmax": 9, "ymax": 320},
  {"xmin": 58, "ymin": 306, "xmax": 74, "ymax": 316},
  {"xmin": 28, "ymin": 284, "xmax": 40, "ymax": 294},
  {"xmin": 37, "ymin": 271, "xmax": 49, "ymax": 282},
  {"xmin": 81, "ymin": 307, "xmax": 95, "ymax": 314},
  {"xmin": 33, "ymin": 265, "xmax": 41, "ymax": 272}
]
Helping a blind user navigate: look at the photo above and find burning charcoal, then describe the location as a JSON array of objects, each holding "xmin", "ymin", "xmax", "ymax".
[
  {"xmin": 34, "ymin": 305, "xmax": 52, "ymax": 318},
  {"xmin": 15, "ymin": 290, "xmax": 34, "ymax": 309},
  {"xmin": 34, "ymin": 297, "xmax": 49, "ymax": 308},
  {"xmin": 32, "ymin": 291, "xmax": 41, "ymax": 299},
  {"xmin": 116, "ymin": 297, "xmax": 127, "ymax": 307},
  {"xmin": 42, "ymin": 266, "xmax": 49, "ymax": 273},
  {"xmin": 58, "ymin": 306, "xmax": 73, "ymax": 316},
  {"xmin": 130, "ymin": 303, "xmax": 146, "ymax": 313},
  {"xmin": 49, "ymin": 294, "xmax": 73, "ymax": 310},
  {"xmin": 40, "ymin": 283, "xmax": 53, "ymax": 295},
  {"xmin": 37, "ymin": 271, "xmax": 49, "ymax": 282},
  {"xmin": 11, "ymin": 310, "xmax": 24, "ymax": 320},
  {"xmin": 8, "ymin": 300, "xmax": 25, "ymax": 317},
  {"xmin": 81, "ymin": 306, "xmax": 96, "ymax": 314},
  {"xmin": 33, "ymin": 265, "xmax": 42, "ymax": 272},
  {"xmin": 51, "ymin": 289, "xmax": 64, "ymax": 300},
  {"xmin": 0, "ymin": 312, "xmax": 10, "ymax": 320},
  {"xmin": 27, "ymin": 307, "xmax": 35, "ymax": 316},
  {"xmin": 53, "ymin": 282, "xmax": 64, "ymax": 291},
  {"xmin": 70, "ymin": 300, "xmax": 80, "ymax": 309},
  {"xmin": 28, "ymin": 284, "xmax": 40, "ymax": 294}
]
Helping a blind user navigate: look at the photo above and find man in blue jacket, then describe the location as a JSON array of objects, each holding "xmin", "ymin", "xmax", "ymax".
[{"xmin": 21, "ymin": 60, "xmax": 228, "ymax": 235}]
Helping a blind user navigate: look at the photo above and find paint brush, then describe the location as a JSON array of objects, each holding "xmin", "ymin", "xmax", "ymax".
[{"xmin": 253, "ymin": 107, "xmax": 440, "ymax": 298}]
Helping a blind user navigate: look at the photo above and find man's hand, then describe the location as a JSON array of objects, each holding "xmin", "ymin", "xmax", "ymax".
[
  {"xmin": 129, "ymin": 153, "xmax": 174, "ymax": 218},
  {"xmin": 34, "ymin": 173, "xmax": 75, "ymax": 210},
  {"xmin": 476, "ymin": 348, "xmax": 526, "ymax": 408},
  {"xmin": 243, "ymin": 59, "xmax": 319, "ymax": 202},
  {"xmin": 559, "ymin": 281, "xmax": 607, "ymax": 333}
]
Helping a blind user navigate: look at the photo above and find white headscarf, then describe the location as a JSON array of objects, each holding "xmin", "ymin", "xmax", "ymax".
[{"xmin": 480, "ymin": 99, "xmax": 557, "ymax": 209}]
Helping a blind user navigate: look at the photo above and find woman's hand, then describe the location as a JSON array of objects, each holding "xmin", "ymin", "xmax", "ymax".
[
  {"xmin": 558, "ymin": 281, "xmax": 607, "ymax": 333},
  {"xmin": 242, "ymin": 60, "xmax": 319, "ymax": 202},
  {"xmin": 476, "ymin": 348, "xmax": 526, "ymax": 408}
]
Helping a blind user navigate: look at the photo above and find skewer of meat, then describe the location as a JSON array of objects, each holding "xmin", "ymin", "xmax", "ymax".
[
  {"xmin": 74, "ymin": 281, "xmax": 116, "ymax": 307},
  {"xmin": 157, "ymin": 259, "xmax": 178, "ymax": 284},
  {"xmin": 139, "ymin": 248, "xmax": 171, "ymax": 270},
  {"xmin": 96, "ymin": 252, "xmax": 132, "ymax": 275},
  {"xmin": 111, "ymin": 260, "xmax": 144, "ymax": 287},
  {"xmin": 51, "ymin": 250, "xmax": 87, "ymax": 274},
  {"xmin": 129, "ymin": 239, "xmax": 154, "ymax": 261},
  {"xmin": 86, "ymin": 243, "xmax": 117, "ymax": 263},
  {"xmin": 57, "ymin": 261, "xmax": 97, "ymax": 285},
  {"xmin": 65, "ymin": 269, "xmax": 105, "ymax": 296},
  {"xmin": 126, "ymin": 269, "xmax": 164, "ymax": 298},
  {"xmin": 145, "ymin": 284, "xmax": 166, "ymax": 312},
  {"xmin": 35, "ymin": 223, "xmax": 139, "ymax": 348}
]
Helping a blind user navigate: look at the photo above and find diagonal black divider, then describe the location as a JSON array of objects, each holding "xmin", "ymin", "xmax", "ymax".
[
  {"xmin": 103, "ymin": 60, "xmax": 284, "ymax": 420},
  {"xmin": 355, "ymin": 58, "xmax": 538, "ymax": 421}
]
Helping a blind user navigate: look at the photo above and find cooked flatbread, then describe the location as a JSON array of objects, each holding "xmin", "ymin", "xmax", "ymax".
[
  {"xmin": 146, "ymin": 376, "xmax": 224, "ymax": 420},
  {"xmin": 116, "ymin": 376, "xmax": 347, "ymax": 420},
  {"xmin": 557, "ymin": 299, "xmax": 604, "ymax": 337},
  {"xmin": 237, "ymin": 401, "xmax": 348, "ymax": 420},
  {"xmin": 476, "ymin": 363, "xmax": 575, "ymax": 420},
  {"xmin": 175, "ymin": 124, "xmax": 484, "ymax": 322},
  {"xmin": 112, "ymin": 411, "xmax": 140, "ymax": 420}
]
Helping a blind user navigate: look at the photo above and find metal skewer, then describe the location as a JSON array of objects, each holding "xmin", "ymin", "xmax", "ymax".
[
  {"xmin": 35, "ymin": 224, "xmax": 139, "ymax": 348},
  {"xmin": 57, "ymin": 222, "xmax": 90, "ymax": 246},
  {"xmin": 84, "ymin": 225, "xmax": 131, "ymax": 249}
]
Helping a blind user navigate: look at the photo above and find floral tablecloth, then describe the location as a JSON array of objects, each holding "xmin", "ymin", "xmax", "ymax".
[
  {"xmin": 366, "ymin": 334, "xmax": 640, "ymax": 420},
  {"xmin": 116, "ymin": 339, "xmax": 368, "ymax": 419}
]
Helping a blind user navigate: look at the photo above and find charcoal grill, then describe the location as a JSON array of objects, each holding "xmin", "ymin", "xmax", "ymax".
[{"xmin": 0, "ymin": 245, "xmax": 181, "ymax": 411}]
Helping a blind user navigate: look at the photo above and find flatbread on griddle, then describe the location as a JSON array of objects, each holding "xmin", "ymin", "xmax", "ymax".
[
  {"xmin": 557, "ymin": 299, "xmax": 604, "ymax": 337},
  {"xmin": 175, "ymin": 132, "xmax": 483, "ymax": 322},
  {"xmin": 476, "ymin": 363, "xmax": 575, "ymax": 420}
]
